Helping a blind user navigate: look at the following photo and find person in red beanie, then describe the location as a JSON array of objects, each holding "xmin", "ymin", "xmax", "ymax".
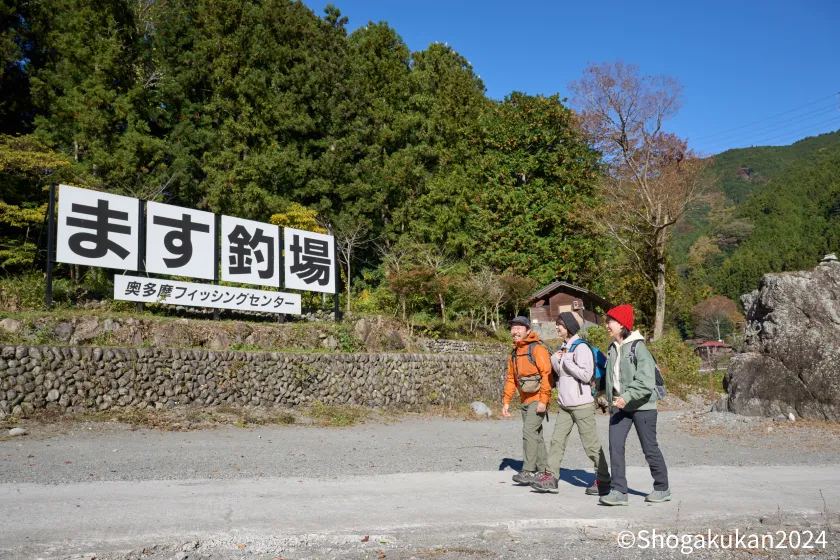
[{"xmin": 598, "ymin": 305, "xmax": 671, "ymax": 506}]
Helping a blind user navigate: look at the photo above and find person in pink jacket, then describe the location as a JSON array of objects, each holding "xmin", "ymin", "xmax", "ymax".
[{"xmin": 531, "ymin": 312, "xmax": 611, "ymax": 496}]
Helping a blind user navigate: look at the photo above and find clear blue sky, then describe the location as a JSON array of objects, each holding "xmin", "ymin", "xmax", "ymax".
[{"xmin": 302, "ymin": 0, "xmax": 840, "ymax": 156}]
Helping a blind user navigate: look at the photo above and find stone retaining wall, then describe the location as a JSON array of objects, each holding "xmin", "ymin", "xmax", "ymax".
[
  {"xmin": 416, "ymin": 338, "xmax": 508, "ymax": 355},
  {"xmin": 0, "ymin": 346, "xmax": 507, "ymax": 418}
]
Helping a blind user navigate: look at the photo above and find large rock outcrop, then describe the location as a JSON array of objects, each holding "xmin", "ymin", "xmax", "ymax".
[{"xmin": 723, "ymin": 256, "xmax": 840, "ymax": 420}]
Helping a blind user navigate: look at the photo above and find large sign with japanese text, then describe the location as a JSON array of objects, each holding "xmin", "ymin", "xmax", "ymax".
[
  {"xmin": 221, "ymin": 215, "xmax": 282, "ymax": 288},
  {"xmin": 56, "ymin": 184, "xmax": 140, "ymax": 270},
  {"xmin": 53, "ymin": 185, "xmax": 337, "ymax": 316},
  {"xmin": 283, "ymin": 227, "xmax": 336, "ymax": 294},
  {"xmin": 114, "ymin": 275, "xmax": 301, "ymax": 314},
  {"xmin": 146, "ymin": 201, "xmax": 216, "ymax": 280}
]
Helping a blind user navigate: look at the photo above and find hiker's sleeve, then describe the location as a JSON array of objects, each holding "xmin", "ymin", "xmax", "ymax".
[
  {"xmin": 563, "ymin": 345, "xmax": 594, "ymax": 384},
  {"xmin": 621, "ymin": 344, "xmax": 655, "ymax": 404},
  {"xmin": 503, "ymin": 356, "xmax": 516, "ymax": 404},
  {"xmin": 535, "ymin": 346, "xmax": 552, "ymax": 405}
]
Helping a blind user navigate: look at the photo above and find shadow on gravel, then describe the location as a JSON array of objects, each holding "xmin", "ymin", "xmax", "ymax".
[{"xmin": 499, "ymin": 458, "xmax": 523, "ymax": 471}]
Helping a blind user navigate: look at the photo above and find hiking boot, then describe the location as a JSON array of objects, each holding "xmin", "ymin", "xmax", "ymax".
[
  {"xmin": 530, "ymin": 472, "xmax": 559, "ymax": 493},
  {"xmin": 585, "ymin": 479, "xmax": 611, "ymax": 496},
  {"xmin": 645, "ymin": 489, "xmax": 672, "ymax": 503},
  {"xmin": 511, "ymin": 470, "xmax": 539, "ymax": 485},
  {"xmin": 599, "ymin": 489, "xmax": 629, "ymax": 506}
]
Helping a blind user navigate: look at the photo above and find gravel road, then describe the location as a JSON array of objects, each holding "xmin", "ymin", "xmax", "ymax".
[{"xmin": 2, "ymin": 409, "xmax": 839, "ymax": 559}]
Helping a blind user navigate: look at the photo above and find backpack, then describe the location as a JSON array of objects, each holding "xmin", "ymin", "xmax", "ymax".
[
  {"xmin": 629, "ymin": 340, "xmax": 667, "ymax": 400},
  {"xmin": 568, "ymin": 339, "xmax": 607, "ymax": 396},
  {"xmin": 510, "ymin": 340, "xmax": 556, "ymax": 389}
]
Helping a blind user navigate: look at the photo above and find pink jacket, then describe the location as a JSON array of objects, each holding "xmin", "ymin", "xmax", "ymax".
[{"xmin": 549, "ymin": 334, "xmax": 595, "ymax": 408}]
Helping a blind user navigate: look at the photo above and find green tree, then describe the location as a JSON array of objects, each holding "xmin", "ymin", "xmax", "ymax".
[
  {"xmin": 471, "ymin": 92, "xmax": 602, "ymax": 285},
  {"xmin": 0, "ymin": 134, "xmax": 69, "ymax": 268}
]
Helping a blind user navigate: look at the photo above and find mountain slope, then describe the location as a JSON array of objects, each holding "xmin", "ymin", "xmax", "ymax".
[{"xmin": 671, "ymin": 129, "xmax": 840, "ymax": 266}]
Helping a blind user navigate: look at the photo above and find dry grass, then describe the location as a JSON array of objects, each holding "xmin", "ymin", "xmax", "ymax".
[{"xmin": 307, "ymin": 401, "xmax": 371, "ymax": 427}]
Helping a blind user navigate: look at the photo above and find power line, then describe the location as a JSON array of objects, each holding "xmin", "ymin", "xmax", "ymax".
[
  {"xmin": 693, "ymin": 91, "xmax": 840, "ymax": 142},
  {"xmin": 721, "ymin": 115, "xmax": 840, "ymax": 149},
  {"xmin": 697, "ymin": 105, "xmax": 839, "ymax": 145},
  {"xmin": 748, "ymin": 115, "xmax": 840, "ymax": 146},
  {"xmin": 703, "ymin": 108, "xmax": 840, "ymax": 151}
]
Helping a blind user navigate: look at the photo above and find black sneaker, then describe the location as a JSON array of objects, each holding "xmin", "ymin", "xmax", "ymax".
[{"xmin": 511, "ymin": 470, "xmax": 539, "ymax": 485}]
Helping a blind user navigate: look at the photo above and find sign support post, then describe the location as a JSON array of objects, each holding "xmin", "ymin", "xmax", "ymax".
[
  {"xmin": 213, "ymin": 214, "xmax": 220, "ymax": 321},
  {"xmin": 135, "ymin": 199, "xmax": 146, "ymax": 313},
  {"xmin": 45, "ymin": 183, "xmax": 56, "ymax": 310},
  {"xmin": 333, "ymin": 236, "xmax": 341, "ymax": 322}
]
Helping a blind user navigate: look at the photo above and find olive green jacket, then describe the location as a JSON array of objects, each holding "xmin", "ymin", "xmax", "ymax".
[{"xmin": 605, "ymin": 331, "xmax": 657, "ymax": 412}]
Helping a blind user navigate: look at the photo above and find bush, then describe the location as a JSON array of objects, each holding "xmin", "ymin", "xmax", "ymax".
[
  {"xmin": 647, "ymin": 330, "xmax": 703, "ymax": 399},
  {"xmin": 582, "ymin": 325, "xmax": 610, "ymax": 353},
  {"xmin": 0, "ymin": 272, "xmax": 48, "ymax": 311}
]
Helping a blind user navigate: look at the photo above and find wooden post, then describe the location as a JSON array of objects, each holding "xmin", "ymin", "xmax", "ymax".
[
  {"xmin": 213, "ymin": 214, "xmax": 220, "ymax": 321},
  {"xmin": 45, "ymin": 184, "xmax": 56, "ymax": 310},
  {"xmin": 333, "ymin": 235, "xmax": 340, "ymax": 321},
  {"xmin": 135, "ymin": 199, "xmax": 146, "ymax": 313}
]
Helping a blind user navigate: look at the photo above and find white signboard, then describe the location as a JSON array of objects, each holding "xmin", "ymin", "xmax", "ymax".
[
  {"xmin": 146, "ymin": 201, "xmax": 216, "ymax": 280},
  {"xmin": 283, "ymin": 227, "xmax": 336, "ymax": 294},
  {"xmin": 220, "ymin": 216, "xmax": 281, "ymax": 288},
  {"xmin": 56, "ymin": 184, "xmax": 139, "ymax": 270},
  {"xmin": 114, "ymin": 275, "xmax": 301, "ymax": 314}
]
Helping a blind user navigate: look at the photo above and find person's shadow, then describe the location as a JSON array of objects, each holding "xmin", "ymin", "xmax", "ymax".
[
  {"xmin": 498, "ymin": 458, "xmax": 523, "ymax": 472},
  {"xmin": 499, "ymin": 459, "xmax": 644, "ymax": 496}
]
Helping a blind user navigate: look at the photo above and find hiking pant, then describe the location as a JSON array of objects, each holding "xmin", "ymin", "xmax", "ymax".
[
  {"xmin": 520, "ymin": 401, "xmax": 548, "ymax": 472},
  {"xmin": 547, "ymin": 403, "xmax": 610, "ymax": 483},
  {"xmin": 608, "ymin": 408, "xmax": 669, "ymax": 494}
]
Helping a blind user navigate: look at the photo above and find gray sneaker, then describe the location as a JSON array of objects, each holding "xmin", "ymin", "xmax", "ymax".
[
  {"xmin": 645, "ymin": 489, "xmax": 672, "ymax": 503},
  {"xmin": 530, "ymin": 472, "xmax": 559, "ymax": 493},
  {"xmin": 512, "ymin": 470, "xmax": 539, "ymax": 485},
  {"xmin": 599, "ymin": 489, "xmax": 629, "ymax": 506}
]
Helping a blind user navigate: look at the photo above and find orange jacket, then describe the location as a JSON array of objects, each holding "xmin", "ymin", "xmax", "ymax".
[{"xmin": 503, "ymin": 331, "xmax": 552, "ymax": 405}]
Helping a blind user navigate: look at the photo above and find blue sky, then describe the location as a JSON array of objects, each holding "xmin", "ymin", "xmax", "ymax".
[{"xmin": 302, "ymin": 0, "xmax": 840, "ymax": 156}]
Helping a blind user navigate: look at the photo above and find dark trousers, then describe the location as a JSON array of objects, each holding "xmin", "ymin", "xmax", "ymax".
[{"xmin": 608, "ymin": 408, "xmax": 669, "ymax": 494}]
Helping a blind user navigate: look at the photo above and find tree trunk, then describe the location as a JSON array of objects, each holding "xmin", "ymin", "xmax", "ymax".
[
  {"xmin": 653, "ymin": 230, "xmax": 668, "ymax": 340},
  {"xmin": 438, "ymin": 293, "xmax": 446, "ymax": 324},
  {"xmin": 345, "ymin": 258, "xmax": 351, "ymax": 315}
]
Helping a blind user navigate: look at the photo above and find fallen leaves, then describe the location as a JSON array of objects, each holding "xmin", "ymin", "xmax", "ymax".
[{"xmin": 361, "ymin": 535, "xmax": 369, "ymax": 542}]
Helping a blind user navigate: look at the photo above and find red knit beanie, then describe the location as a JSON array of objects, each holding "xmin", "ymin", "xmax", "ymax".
[{"xmin": 606, "ymin": 305, "xmax": 634, "ymax": 331}]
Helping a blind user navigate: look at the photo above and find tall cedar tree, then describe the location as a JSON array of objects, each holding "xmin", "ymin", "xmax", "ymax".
[{"xmin": 472, "ymin": 92, "xmax": 602, "ymax": 285}]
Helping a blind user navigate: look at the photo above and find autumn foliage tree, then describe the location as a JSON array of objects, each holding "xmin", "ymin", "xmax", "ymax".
[
  {"xmin": 690, "ymin": 295, "xmax": 743, "ymax": 341},
  {"xmin": 569, "ymin": 60, "xmax": 711, "ymax": 339}
]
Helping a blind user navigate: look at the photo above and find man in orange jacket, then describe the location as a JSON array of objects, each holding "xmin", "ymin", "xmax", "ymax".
[{"xmin": 503, "ymin": 316, "xmax": 552, "ymax": 484}]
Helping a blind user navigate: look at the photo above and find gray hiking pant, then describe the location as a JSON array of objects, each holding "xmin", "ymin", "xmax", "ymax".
[{"xmin": 608, "ymin": 408, "xmax": 669, "ymax": 494}]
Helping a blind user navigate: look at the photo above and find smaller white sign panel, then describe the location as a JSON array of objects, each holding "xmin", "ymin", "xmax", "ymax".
[
  {"xmin": 56, "ymin": 184, "xmax": 139, "ymax": 270},
  {"xmin": 221, "ymin": 216, "xmax": 281, "ymax": 288},
  {"xmin": 283, "ymin": 227, "xmax": 336, "ymax": 294},
  {"xmin": 114, "ymin": 275, "xmax": 301, "ymax": 315},
  {"xmin": 146, "ymin": 201, "xmax": 216, "ymax": 280}
]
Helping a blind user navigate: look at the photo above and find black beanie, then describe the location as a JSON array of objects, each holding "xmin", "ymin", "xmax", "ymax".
[{"xmin": 558, "ymin": 312, "xmax": 581, "ymax": 336}]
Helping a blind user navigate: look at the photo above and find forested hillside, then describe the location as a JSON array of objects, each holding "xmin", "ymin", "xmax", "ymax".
[{"xmin": 677, "ymin": 136, "xmax": 840, "ymax": 318}]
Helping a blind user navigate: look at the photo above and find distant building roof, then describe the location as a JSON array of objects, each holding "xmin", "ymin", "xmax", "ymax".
[
  {"xmin": 526, "ymin": 280, "xmax": 612, "ymax": 310},
  {"xmin": 696, "ymin": 341, "xmax": 732, "ymax": 348}
]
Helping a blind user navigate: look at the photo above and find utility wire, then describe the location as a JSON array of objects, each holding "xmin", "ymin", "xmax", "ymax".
[
  {"xmin": 697, "ymin": 105, "xmax": 839, "ymax": 146},
  {"xmin": 703, "ymin": 109, "xmax": 840, "ymax": 151},
  {"xmin": 719, "ymin": 115, "xmax": 840, "ymax": 150},
  {"xmin": 693, "ymin": 91, "xmax": 840, "ymax": 142}
]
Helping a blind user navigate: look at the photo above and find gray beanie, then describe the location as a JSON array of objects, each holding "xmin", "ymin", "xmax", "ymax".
[{"xmin": 558, "ymin": 312, "xmax": 580, "ymax": 336}]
